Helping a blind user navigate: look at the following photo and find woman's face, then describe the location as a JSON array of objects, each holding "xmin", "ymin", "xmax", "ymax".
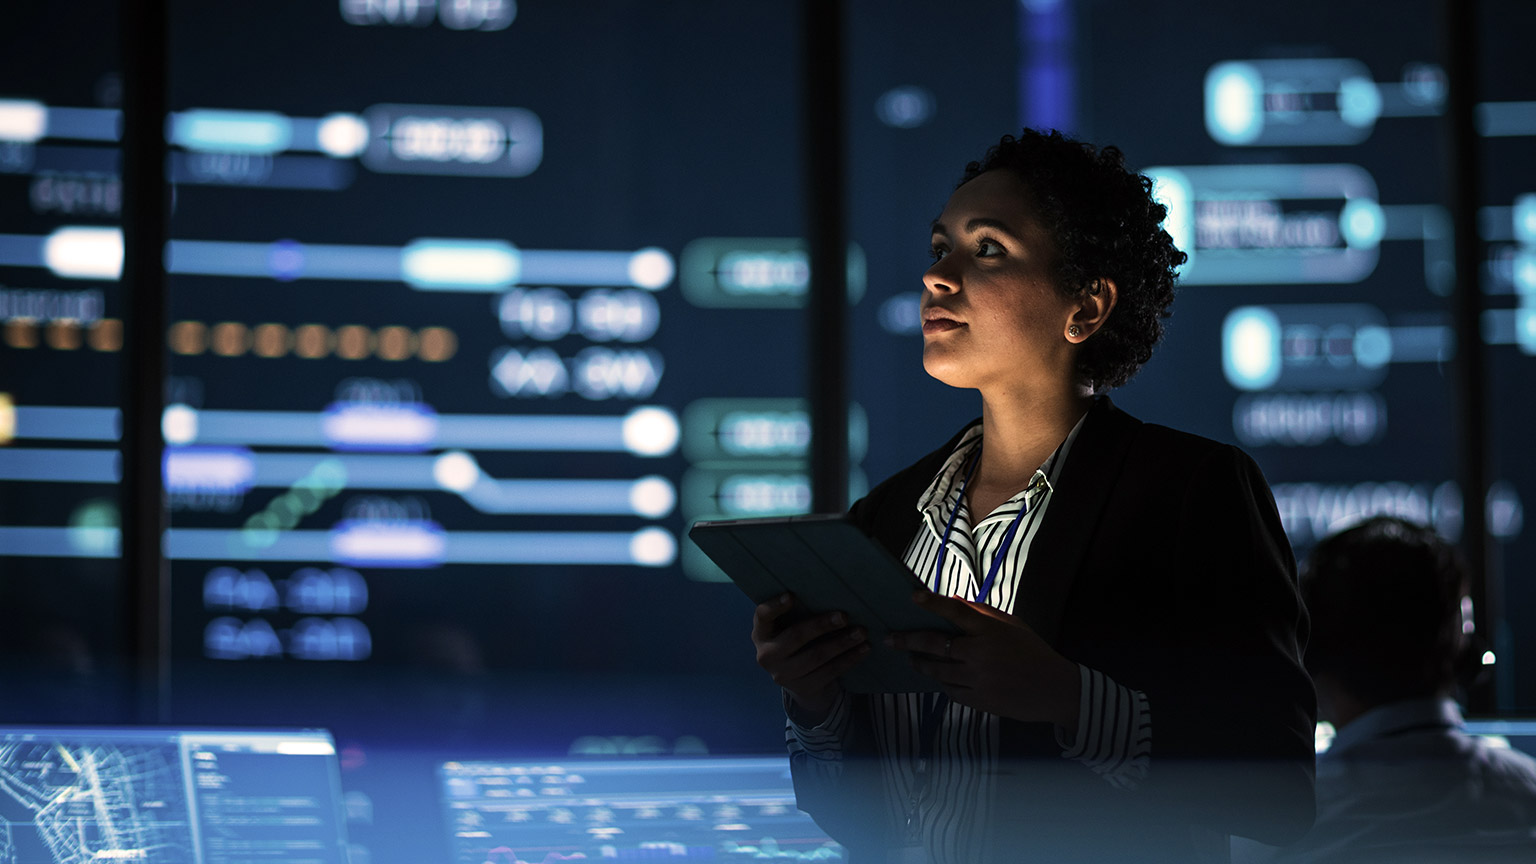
[{"xmin": 921, "ymin": 169, "xmax": 1080, "ymax": 394}]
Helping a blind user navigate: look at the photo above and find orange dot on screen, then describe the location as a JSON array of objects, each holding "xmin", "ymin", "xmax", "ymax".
[
  {"xmin": 168, "ymin": 321, "xmax": 207, "ymax": 355},
  {"xmin": 89, "ymin": 319, "xmax": 123, "ymax": 352},
  {"xmin": 418, "ymin": 326, "xmax": 457, "ymax": 362}
]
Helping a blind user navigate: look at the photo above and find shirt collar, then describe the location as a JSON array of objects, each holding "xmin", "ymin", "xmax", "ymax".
[
  {"xmin": 916, "ymin": 410, "xmax": 1090, "ymax": 533},
  {"xmin": 1326, "ymin": 697, "xmax": 1465, "ymax": 757}
]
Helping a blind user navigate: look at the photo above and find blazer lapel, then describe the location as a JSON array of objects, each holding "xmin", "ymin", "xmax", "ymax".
[{"xmin": 1013, "ymin": 396, "xmax": 1141, "ymax": 645}]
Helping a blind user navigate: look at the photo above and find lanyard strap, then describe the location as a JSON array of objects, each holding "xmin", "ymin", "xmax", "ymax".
[
  {"xmin": 932, "ymin": 444, "xmax": 981, "ymax": 593},
  {"xmin": 909, "ymin": 440, "xmax": 1041, "ymax": 833},
  {"xmin": 933, "ymin": 441, "xmax": 1038, "ymax": 606}
]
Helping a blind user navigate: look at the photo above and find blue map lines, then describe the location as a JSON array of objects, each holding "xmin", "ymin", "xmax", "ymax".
[{"xmin": 0, "ymin": 738, "xmax": 193, "ymax": 864}]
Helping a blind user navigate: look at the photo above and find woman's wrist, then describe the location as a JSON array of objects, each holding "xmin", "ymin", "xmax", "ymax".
[
  {"xmin": 785, "ymin": 688, "xmax": 839, "ymax": 727},
  {"xmin": 1048, "ymin": 657, "xmax": 1083, "ymax": 732}
]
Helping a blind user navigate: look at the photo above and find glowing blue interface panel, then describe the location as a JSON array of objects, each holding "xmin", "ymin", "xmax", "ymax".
[
  {"xmin": 0, "ymin": 2, "xmax": 124, "ymax": 709},
  {"xmin": 1064, "ymin": 0, "xmax": 1536, "ymax": 710},
  {"xmin": 6, "ymin": 0, "xmax": 1536, "ymax": 733},
  {"xmin": 0, "ymin": 0, "xmax": 1021, "ymax": 744},
  {"xmin": 0, "ymin": 727, "xmax": 348, "ymax": 864},
  {"xmin": 439, "ymin": 757, "xmax": 841, "ymax": 862}
]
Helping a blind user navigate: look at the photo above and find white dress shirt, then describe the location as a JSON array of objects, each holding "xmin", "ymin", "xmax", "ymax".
[{"xmin": 786, "ymin": 417, "xmax": 1153, "ymax": 863}]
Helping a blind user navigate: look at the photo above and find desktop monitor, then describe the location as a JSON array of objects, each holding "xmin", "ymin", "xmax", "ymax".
[
  {"xmin": 0, "ymin": 726, "xmax": 349, "ymax": 864},
  {"xmin": 438, "ymin": 756, "xmax": 843, "ymax": 862}
]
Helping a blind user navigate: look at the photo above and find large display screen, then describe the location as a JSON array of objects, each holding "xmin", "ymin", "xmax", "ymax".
[
  {"xmin": 150, "ymin": 0, "xmax": 1021, "ymax": 748},
  {"xmin": 1057, "ymin": 0, "xmax": 1534, "ymax": 710},
  {"xmin": 2, "ymin": 0, "xmax": 1531, "ymax": 748},
  {"xmin": 0, "ymin": 3, "xmax": 127, "ymax": 721}
]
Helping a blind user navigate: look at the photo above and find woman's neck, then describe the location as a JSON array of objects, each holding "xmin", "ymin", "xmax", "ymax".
[{"xmin": 976, "ymin": 384, "xmax": 1094, "ymax": 489}]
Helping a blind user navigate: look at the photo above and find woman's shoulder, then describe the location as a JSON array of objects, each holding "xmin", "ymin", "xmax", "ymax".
[
  {"xmin": 1102, "ymin": 399, "xmax": 1255, "ymax": 469},
  {"xmin": 1096, "ymin": 401, "xmax": 1275, "ymax": 499},
  {"xmin": 1133, "ymin": 420, "xmax": 1240, "ymax": 462},
  {"xmin": 1135, "ymin": 422, "xmax": 1269, "ymax": 478}
]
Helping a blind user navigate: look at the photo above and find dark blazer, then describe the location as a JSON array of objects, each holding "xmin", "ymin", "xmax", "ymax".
[{"xmin": 790, "ymin": 397, "xmax": 1317, "ymax": 863}]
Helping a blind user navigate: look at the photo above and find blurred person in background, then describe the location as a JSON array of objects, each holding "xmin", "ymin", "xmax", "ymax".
[{"xmin": 1248, "ymin": 516, "xmax": 1536, "ymax": 863}]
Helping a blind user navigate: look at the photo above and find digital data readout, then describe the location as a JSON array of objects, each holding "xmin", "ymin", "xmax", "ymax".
[
  {"xmin": 145, "ymin": 3, "xmax": 812, "ymax": 695},
  {"xmin": 0, "ymin": 727, "xmax": 349, "ymax": 864},
  {"xmin": 143, "ymin": 0, "xmax": 1027, "ymax": 743},
  {"xmin": 0, "ymin": 2, "xmax": 126, "ymax": 720},
  {"xmin": 7, "ymin": 0, "xmax": 1531, "ymax": 726},
  {"xmin": 0, "ymin": 0, "xmax": 1025, "ymax": 741},
  {"xmin": 1074, "ymin": 0, "xmax": 1533, "ymax": 708},
  {"xmin": 439, "ymin": 757, "xmax": 842, "ymax": 863}
]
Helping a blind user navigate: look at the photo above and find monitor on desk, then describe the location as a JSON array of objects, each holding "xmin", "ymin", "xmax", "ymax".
[
  {"xmin": 438, "ymin": 755, "xmax": 843, "ymax": 862},
  {"xmin": 0, "ymin": 726, "xmax": 349, "ymax": 864}
]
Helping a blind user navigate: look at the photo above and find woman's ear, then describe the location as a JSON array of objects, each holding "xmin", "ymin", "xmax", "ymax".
[{"xmin": 1065, "ymin": 279, "xmax": 1118, "ymax": 343}]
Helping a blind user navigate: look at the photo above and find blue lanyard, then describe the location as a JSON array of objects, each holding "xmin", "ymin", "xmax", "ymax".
[
  {"xmin": 933, "ymin": 442, "xmax": 1038, "ymax": 606},
  {"xmin": 908, "ymin": 441, "xmax": 1041, "ymax": 840}
]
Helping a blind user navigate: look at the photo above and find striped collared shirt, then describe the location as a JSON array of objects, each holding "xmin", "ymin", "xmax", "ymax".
[{"xmin": 788, "ymin": 416, "xmax": 1152, "ymax": 863}]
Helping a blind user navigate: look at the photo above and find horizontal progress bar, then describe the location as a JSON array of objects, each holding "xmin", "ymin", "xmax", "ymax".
[
  {"xmin": 0, "ymin": 449, "xmax": 677, "ymax": 518},
  {"xmin": 6, "ymin": 405, "xmax": 678, "ymax": 459},
  {"xmin": 8, "ymin": 407, "xmax": 121, "ymax": 441},
  {"xmin": 0, "ymin": 228, "xmax": 675, "ymax": 291},
  {"xmin": 0, "ymin": 527, "xmax": 678, "ymax": 567}
]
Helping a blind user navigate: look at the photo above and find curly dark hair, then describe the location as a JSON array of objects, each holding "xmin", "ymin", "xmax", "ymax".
[{"xmin": 959, "ymin": 129, "xmax": 1185, "ymax": 391}]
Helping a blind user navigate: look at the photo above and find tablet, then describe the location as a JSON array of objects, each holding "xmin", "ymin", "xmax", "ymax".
[{"xmin": 688, "ymin": 514, "xmax": 959, "ymax": 693}]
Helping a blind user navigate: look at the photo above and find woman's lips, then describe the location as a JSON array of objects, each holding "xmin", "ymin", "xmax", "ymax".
[{"xmin": 922, "ymin": 318, "xmax": 965, "ymax": 335}]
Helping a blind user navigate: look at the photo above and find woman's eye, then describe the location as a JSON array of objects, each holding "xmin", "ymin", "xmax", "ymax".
[
  {"xmin": 976, "ymin": 239, "xmax": 1002, "ymax": 257},
  {"xmin": 929, "ymin": 246, "xmax": 947, "ymax": 261}
]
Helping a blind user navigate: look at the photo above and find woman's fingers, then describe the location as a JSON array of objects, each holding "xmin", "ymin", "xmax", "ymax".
[
  {"xmin": 769, "ymin": 625, "xmax": 868, "ymax": 687},
  {"xmin": 751, "ymin": 593, "xmax": 796, "ymax": 642},
  {"xmin": 886, "ymin": 629, "xmax": 957, "ymax": 660},
  {"xmin": 751, "ymin": 594, "xmax": 869, "ymax": 699},
  {"xmin": 757, "ymin": 610, "xmax": 852, "ymax": 662},
  {"xmin": 778, "ymin": 639, "xmax": 871, "ymax": 697}
]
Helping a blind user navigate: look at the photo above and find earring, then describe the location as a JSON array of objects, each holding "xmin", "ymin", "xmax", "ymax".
[{"xmin": 1068, "ymin": 325, "xmax": 1082, "ymax": 339}]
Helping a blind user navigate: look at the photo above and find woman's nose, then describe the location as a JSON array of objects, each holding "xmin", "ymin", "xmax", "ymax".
[{"xmin": 923, "ymin": 259, "xmax": 958, "ymax": 294}]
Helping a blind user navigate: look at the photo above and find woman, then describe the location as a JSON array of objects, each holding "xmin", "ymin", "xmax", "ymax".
[{"xmin": 750, "ymin": 129, "xmax": 1316, "ymax": 863}]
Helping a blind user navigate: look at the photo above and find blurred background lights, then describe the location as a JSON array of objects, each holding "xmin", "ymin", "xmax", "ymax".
[
  {"xmin": 875, "ymin": 86, "xmax": 936, "ymax": 129},
  {"xmin": 1205, "ymin": 62, "xmax": 1264, "ymax": 145},
  {"xmin": 628, "ymin": 476, "xmax": 676, "ymax": 519},
  {"xmin": 1352, "ymin": 325, "xmax": 1394, "ymax": 369},
  {"xmin": 1340, "ymin": 198, "xmax": 1386, "ymax": 249},
  {"xmin": 162, "ymin": 403, "xmax": 199, "ymax": 445},
  {"xmin": 1513, "ymin": 252, "xmax": 1536, "ymax": 294},
  {"xmin": 171, "ymin": 109, "xmax": 293, "ymax": 154},
  {"xmin": 317, "ymin": 113, "xmax": 370, "ymax": 157},
  {"xmin": 1223, "ymin": 306, "xmax": 1282, "ymax": 390},
  {"xmin": 0, "ymin": 99, "xmax": 47, "ymax": 142},
  {"xmin": 432, "ymin": 451, "xmax": 480, "ymax": 493},
  {"xmin": 68, "ymin": 498, "xmax": 119, "ymax": 557},
  {"xmin": 629, "ymin": 527, "xmax": 676, "ymax": 567},
  {"xmin": 627, "ymin": 248, "xmax": 675, "ymax": 291},
  {"xmin": 402, "ymin": 239, "xmax": 520, "ymax": 289},
  {"xmin": 1338, "ymin": 76, "xmax": 1383, "ymax": 128},
  {"xmin": 1518, "ymin": 309, "xmax": 1536, "ymax": 355},
  {"xmin": 1145, "ymin": 169, "xmax": 1193, "ymax": 272},
  {"xmin": 44, "ymin": 226, "xmax": 123, "ymax": 279},
  {"xmin": 1515, "ymin": 193, "xmax": 1536, "ymax": 246},
  {"xmin": 622, "ymin": 407, "xmax": 679, "ymax": 457}
]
